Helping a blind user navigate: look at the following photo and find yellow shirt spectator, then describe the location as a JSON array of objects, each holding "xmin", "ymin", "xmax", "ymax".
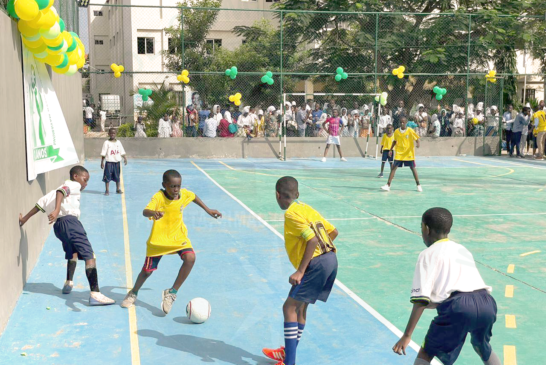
[
  {"xmin": 394, "ymin": 127, "xmax": 420, "ymax": 161},
  {"xmin": 284, "ymin": 201, "xmax": 336, "ymax": 269},
  {"xmin": 533, "ymin": 110, "xmax": 546, "ymax": 133}
]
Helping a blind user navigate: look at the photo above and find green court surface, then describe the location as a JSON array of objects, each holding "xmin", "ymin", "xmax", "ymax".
[{"xmin": 197, "ymin": 156, "xmax": 546, "ymax": 365}]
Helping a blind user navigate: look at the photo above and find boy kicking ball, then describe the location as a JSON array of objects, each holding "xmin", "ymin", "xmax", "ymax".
[
  {"xmin": 121, "ymin": 170, "xmax": 221, "ymax": 314},
  {"xmin": 263, "ymin": 177, "xmax": 339, "ymax": 365},
  {"xmin": 378, "ymin": 124, "xmax": 394, "ymax": 178},
  {"xmin": 19, "ymin": 166, "xmax": 115, "ymax": 305},
  {"xmin": 381, "ymin": 117, "xmax": 422, "ymax": 192},
  {"xmin": 393, "ymin": 207, "xmax": 500, "ymax": 365}
]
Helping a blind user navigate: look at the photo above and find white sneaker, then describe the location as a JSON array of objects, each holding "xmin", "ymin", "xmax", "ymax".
[
  {"xmin": 417, "ymin": 185, "xmax": 423, "ymax": 192},
  {"xmin": 62, "ymin": 280, "xmax": 73, "ymax": 294},
  {"xmin": 161, "ymin": 289, "xmax": 177, "ymax": 314},
  {"xmin": 89, "ymin": 291, "xmax": 115, "ymax": 306},
  {"xmin": 321, "ymin": 157, "xmax": 326, "ymax": 162},
  {"xmin": 341, "ymin": 157, "xmax": 347, "ymax": 162},
  {"xmin": 381, "ymin": 184, "xmax": 390, "ymax": 191},
  {"xmin": 121, "ymin": 291, "xmax": 137, "ymax": 308}
]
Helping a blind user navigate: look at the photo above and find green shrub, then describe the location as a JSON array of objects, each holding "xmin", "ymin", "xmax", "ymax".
[
  {"xmin": 146, "ymin": 121, "xmax": 158, "ymax": 137},
  {"xmin": 117, "ymin": 123, "xmax": 135, "ymax": 137}
]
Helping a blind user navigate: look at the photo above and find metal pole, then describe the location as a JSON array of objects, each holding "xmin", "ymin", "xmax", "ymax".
[
  {"xmin": 374, "ymin": 13, "xmax": 380, "ymax": 153},
  {"xmin": 483, "ymin": 80, "xmax": 487, "ymax": 156},
  {"xmin": 465, "ymin": 15, "xmax": 472, "ymax": 131},
  {"xmin": 499, "ymin": 77, "xmax": 504, "ymax": 156},
  {"xmin": 181, "ymin": 10, "xmax": 186, "ymax": 132},
  {"xmin": 280, "ymin": 11, "xmax": 286, "ymax": 161},
  {"xmin": 523, "ymin": 49, "xmax": 527, "ymax": 105}
]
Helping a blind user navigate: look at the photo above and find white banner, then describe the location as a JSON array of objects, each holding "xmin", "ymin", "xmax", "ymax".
[{"xmin": 23, "ymin": 46, "xmax": 79, "ymax": 181}]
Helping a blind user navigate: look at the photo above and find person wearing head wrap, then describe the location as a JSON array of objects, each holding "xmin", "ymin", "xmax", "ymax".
[
  {"xmin": 340, "ymin": 108, "xmax": 350, "ymax": 137},
  {"xmin": 414, "ymin": 104, "xmax": 429, "ymax": 137},
  {"xmin": 359, "ymin": 105, "xmax": 373, "ymax": 138},
  {"xmin": 219, "ymin": 111, "xmax": 235, "ymax": 138},
  {"xmin": 237, "ymin": 106, "xmax": 253, "ymax": 139},
  {"xmin": 378, "ymin": 107, "xmax": 392, "ymax": 137},
  {"xmin": 486, "ymin": 106, "xmax": 499, "ymax": 136},
  {"xmin": 439, "ymin": 109, "xmax": 451, "ymax": 137},
  {"xmin": 186, "ymin": 105, "xmax": 198, "ymax": 137},
  {"xmin": 348, "ymin": 109, "xmax": 359, "ymax": 137},
  {"xmin": 427, "ymin": 114, "xmax": 441, "ymax": 138},
  {"xmin": 265, "ymin": 107, "xmax": 278, "ymax": 137},
  {"xmin": 135, "ymin": 116, "xmax": 147, "ymax": 138}
]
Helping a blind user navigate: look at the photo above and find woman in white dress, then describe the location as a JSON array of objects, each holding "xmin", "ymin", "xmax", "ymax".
[
  {"xmin": 135, "ymin": 116, "xmax": 147, "ymax": 138},
  {"xmin": 158, "ymin": 113, "xmax": 172, "ymax": 138},
  {"xmin": 341, "ymin": 108, "xmax": 351, "ymax": 137}
]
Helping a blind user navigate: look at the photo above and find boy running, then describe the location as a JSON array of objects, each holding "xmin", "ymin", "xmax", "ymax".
[
  {"xmin": 378, "ymin": 124, "xmax": 394, "ymax": 178},
  {"xmin": 392, "ymin": 207, "xmax": 500, "ymax": 365},
  {"xmin": 101, "ymin": 128, "xmax": 128, "ymax": 196},
  {"xmin": 381, "ymin": 117, "xmax": 422, "ymax": 192},
  {"xmin": 121, "ymin": 170, "xmax": 221, "ymax": 313},
  {"xmin": 263, "ymin": 177, "xmax": 339, "ymax": 365},
  {"xmin": 321, "ymin": 109, "xmax": 347, "ymax": 162},
  {"xmin": 18, "ymin": 166, "xmax": 115, "ymax": 305}
]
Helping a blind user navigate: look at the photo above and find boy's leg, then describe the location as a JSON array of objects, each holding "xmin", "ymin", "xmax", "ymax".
[
  {"xmin": 323, "ymin": 144, "xmax": 330, "ymax": 158},
  {"xmin": 84, "ymin": 258, "xmax": 99, "ymax": 292},
  {"xmin": 121, "ymin": 257, "xmax": 158, "ymax": 308},
  {"xmin": 336, "ymin": 145, "xmax": 343, "ymax": 158},
  {"xmin": 414, "ymin": 347, "xmax": 434, "ymax": 364},
  {"xmin": 380, "ymin": 161, "xmax": 385, "ymax": 174},
  {"xmin": 104, "ymin": 181, "xmax": 110, "ymax": 195},
  {"xmin": 161, "ymin": 251, "xmax": 196, "ymax": 314},
  {"xmin": 410, "ymin": 165, "xmax": 421, "ymax": 185},
  {"xmin": 386, "ymin": 165, "xmax": 398, "ymax": 186},
  {"xmin": 116, "ymin": 180, "xmax": 122, "ymax": 194},
  {"xmin": 63, "ymin": 253, "xmax": 78, "ymax": 294},
  {"xmin": 296, "ymin": 303, "xmax": 309, "ymax": 347},
  {"xmin": 282, "ymin": 297, "xmax": 306, "ymax": 365}
]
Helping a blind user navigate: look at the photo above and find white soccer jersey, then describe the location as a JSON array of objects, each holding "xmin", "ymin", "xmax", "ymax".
[
  {"xmin": 101, "ymin": 140, "xmax": 126, "ymax": 163},
  {"xmin": 36, "ymin": 180, "xmax": 82, "ymax": 219},
  {"xmin": 410, "ymin": 239, "xmax": 492, "ymax": 304}
]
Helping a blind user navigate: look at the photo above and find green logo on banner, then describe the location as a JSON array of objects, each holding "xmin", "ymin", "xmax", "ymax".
[{"xmin": 33, "ymin": 145, "xmax": 64, "ymax": 163}]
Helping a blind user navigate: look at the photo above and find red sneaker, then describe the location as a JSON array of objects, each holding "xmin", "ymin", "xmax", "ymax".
[{"xmin": 262, "ymin": 346, "xmax": 285, "ymax": 362}]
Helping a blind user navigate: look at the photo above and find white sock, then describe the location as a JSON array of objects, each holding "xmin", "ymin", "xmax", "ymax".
[{"xmin": 414, "ymin": 359, "xmax": 430, "ymax": 365}]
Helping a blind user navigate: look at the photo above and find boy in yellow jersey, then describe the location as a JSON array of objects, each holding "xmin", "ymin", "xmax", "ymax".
[
  {"xmin": 378, "ymin": 124, "xmax": 394, "ymax": 178},
  {"xmin": 381, "ymin": 117, "xmax": 422, "ymax": 192},
  {"xmin": 263, "ymin": 177, "xmax": 339, "ymax": 365},
  {"xmin": 533, "ymin": 108, "xmax": 546, "ymax": 160},
  {"xmin": 121, "ymin": 170, "xmax": 221, "ymax": 313}
]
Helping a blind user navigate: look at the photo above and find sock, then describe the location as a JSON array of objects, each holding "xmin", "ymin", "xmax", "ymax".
[
  {"xmin": 132, "ymin": 289, "xmax": 139, "ymax": 295},
  {"xmin": 66, "ymin": 259, "xmax": 77, "ymax": 281},
  {"xmin": 283, "ymin": 322, "xmax": 298, "ymax": 365},
  {"xmin": 413, "ymin": 359, "xmax": 430, "ymax": 365},
  {"xmin": 483, "ymin": 351, "xmax": 501, "ymax": 365},
  {"xmin": 85, "ymin": 266, "xmax": 99, "ymax": 292},
  {"xmin": 296, "ymin": 323, "xmax": 305, "ymax": 347},
  {"xmin": 169, "ymin": 288, "xmax": 178, "ymax": 294}
]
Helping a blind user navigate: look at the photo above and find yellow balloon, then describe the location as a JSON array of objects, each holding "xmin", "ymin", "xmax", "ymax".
[
  {"xmin": 399, "ymin": 66, "xmax": 406, "ymax": 73},
  {"xmin": 49, "ymin": 6, "xmax": 59, "ymax": 20},
  {"xmin": 114, "ymin": 72, "xmax": 121, "ymax": 78},
  {"xmin": 229, "ymin": 95, "xmax": 235, "ymax": 102},
  {"xmin": 22, "ymin": 36, "xmax": 44, "ymax": 49},
  {"xmin": 177, "ymin": 75, "xmax": 183, "ymax": 82},
  {"xmin": 235, "ymin": 100, "xmax": 241, "ymax": 106},
  {"xmin": 119, "ymin": 65, "xmax": 124, "ymax": 72},
  {"xmin": 18, "ymin": 20, "xmax": 40, "ymax": 37},
  {"xmin": 39, "ymin": 8, "xmax": 57, "ymax": 28},
  {"xmin": 182, "ymin": 77, "xmax": 190, "ymax": 84},
  {"xmin": 65, "ymin": 64, "xmax": 78, "ymax": 76},
  {"xmin": 235, "ymin": 93, "xmax": 242, "ymax": 98},
  {"xmin": 52, "ymin": 64, "xmax": 69, "ymax": 74},
  {"xmin": 26, "ymin": 41, "xmax": 47, "ymax": 54},
  {"xmin": 62, "ymin": 31, "xmax": 73, "ymax": 47},
  {"xmin": 77, "ymin": 58, "xmax": 85, "ymax": 69},
  {"xmin": 23, "ymin": 32, "xmax": 42, "ymax": 42},
  {"xmin": 15, "ymin": 0, "xmax": 40, "ymax": 21},
  {"xmin": 397, "ymin": 73, "xmax": 404, "ymax": 79},
  {"xmin": 43, "ymin": 54, "xmax": 63, "ymax": 66},
  {"xmin": 43, "ymin": 34, "xmax": 62, "ymax": 47},
  {"xmin": 392, "ymin": 69, "xmax": 398, "ymax": 76},
  {"xmin": 182, "ymin": 69, "xmax": 189, "ymax": 76},
  {"xmin": 67, "ymin": 50, "xmax": 79, "ymax": 64},
  {"xmin": 40, "ymin": 22, "xmax": 61, "ymax": 40}
]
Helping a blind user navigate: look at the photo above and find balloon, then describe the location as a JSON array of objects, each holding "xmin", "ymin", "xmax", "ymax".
[
  {"xmin": 231, "ymin": 66, "xmax": 237, "ymax": 73},
  {"xmin": 397, "ymin": 73, "xmax": 404, "ymax": 79},
  {"xmin": 43, "ymin": 53, "xmax": 63, "ymax": 66},
  {"xmin": 433, "ymin": 86, "xmax": 440, "ymax": 94},
  {"xmin": 335, "ymin": 74, "xmax": 342, "ymax": 82},
  {"xmin": 22, "ymin": 36, "xmax": 44, "ymax": 48},
  {"xmin": 59, "ymin": 18, "xmax": 65, "ymax": 33},
  {"xmin": 235, "ymin": 100, "xmax": 241, "ymax": 106},
  {"xmin": 472, "ymin": 118, "xmax": 478, "ymax": 125},
  {"xmin": 52, "ymin": 64, "xmax": 69, "ymax": 74},
  {"xmin": 380, "ymin": 92, "xmax": 388, "ymax": 106},
  {"xmin": 23, "ymin": 32, "xmax": 41, "ymax": 42},
  {"xmin": 65, "ymin": 64, "xmax": 78, "ymax": 76},
  {"xmin": 225, "ymin": 69, "xmax": 231, "ymax": 76},
  {"xmin": 226, "ymin": 66, "xmax": 238, "ymax": 79},
  {"xmin": 342, "ymin": 72, "xmax": 348, "ymax": 79},
  {"xmin": 43, "ymin": 34, "xmax": 62, "ymax": 47},
  {"xmin": 40, "ymin": 22, "xmax": 61, "ymax": 39},
  {"xmin": 230, "ymin": 74, "xmax": 236, "ymax": 80},
  {"xmin": 47, "ymin": 40, "xmax": 67, "ymax": 54},
  {"xmin": 7, "ymin": 0, "xmax": 19, "ymax": 19},
  {"xmin": 399, "ymin": 66, "xmax": 406, "ymax": 73},
  {"xmin": 56, "ymin": 53, "xmax": 69, "ymax": 68},
  {"xmin": 266, "ymin": 71, "xmax": 273, "ymax": 78},
  {"xmin": 37, "ymin": 8, "xmax": 57, "ymax": 28},
  {"xmin": 229, "ymin": 92, "xmax": 242, "ymax": 105},
  {"xmin": 441, "ymin": 88, "xmax": 447, "ymax": 95},
  {"xmin": 18, "ymin": 20, "xmax": 40, "ymax": 37},
  {"xmin": 35, "ymin": 0, "xmax": 49, "ymax": 10},
  {"xmin": 67, "ymin": 50, "xmax": 78, "ymax": 64},
  {"xmin": 182, "ymin": 69, "xmax": 189, "ymax": 76},
  {"xmin": 336, "ymin": 67, "xmax": 343, "ymax": 74},
  {"xmin": 436, "ymin": 94, "xmax": 443, "ymax": 101},
  {"xmin": 114, "ymin": 72, "xmax": 121, "ymax": 78},
  {"xmin": 77, "ymin": 58, "xmax": 85, "ymax": 69},
  {"xmin": 392, "ymin": 69, "xmax": 399, "ymax": 76},
  {"xmin": 229, "ymin": 95, "xmax": 235, "ymax": 102},
  {"xmin": 14, "ymin": 0, "xmax": 40, "ymax": 21},
  {"xmin": 139, "ymin": 88, "xmax": 153, "ymax": 102},
  {"xmin": 26, "ymin": 41, "xmax": 47, "ymax": 54},
  {"xmin": 176, "ymin": 70, "xmax": 189, "ymax": 83},
  {"xmin": 267, "ymin": 78, "xmax": 274, "ymax": 86},
  {"xmin": 66, "ymin": 35, "xmax": 77, "ymax": 52},
  {"xmin": 235, "ymin": 93, "xmax": 241, "ymax": 98},
  {"xmin": 392, "ymin": 66, "xmax": 406, "ymax": 79},
  {"xmin": 261, "ymin": 75, "xmax": 268, "ymax": 83}
]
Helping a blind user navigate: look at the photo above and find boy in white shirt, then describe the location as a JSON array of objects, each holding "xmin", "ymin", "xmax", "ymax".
[
  {"xmin": 101, "ymin": 128, "xmax": 128, "ymax": 196},
  {"xmin": 393, "ymin": 207, "xmax": 499, "ymax": 365},
  {"xmin": 18, "ymin": 166, "xmax": 115, "ymax": 305}
]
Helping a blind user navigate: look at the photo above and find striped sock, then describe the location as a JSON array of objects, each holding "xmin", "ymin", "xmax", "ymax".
[
  {"xmin": 296, "ymin": 323, "xmax": 305, "ymax": 347},
  {"xmin": 284, "ymin": 322, "xmax": 298, "ymax": 365}
]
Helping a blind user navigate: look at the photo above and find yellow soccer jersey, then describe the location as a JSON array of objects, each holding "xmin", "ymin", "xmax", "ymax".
[
  {"xmin": 394, "ymin": 128, "xmax": 419, "ymax": 161},
  {"xmin": 145, "ymin": 189, "xmax": 196, "ymax": 256},
  {"xmin": 381, "ymin": 133, "xmax": 394, "ymax": 151},
  {"xmin": 533, "ymin": 110, "xmax": 546, "ymax": 133},
  {"xmin": 284, "ymin": 201, "xmax": 336, "ymax": 269}
]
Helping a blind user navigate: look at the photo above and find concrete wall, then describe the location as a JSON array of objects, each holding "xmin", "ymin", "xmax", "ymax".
[
  {"xmin": 84, "ymin": 136, "xmax": 500, "ymax": 159},
  {"xmin": 0, "ymin": 14, "xmax": 84, "ymax": 335}
]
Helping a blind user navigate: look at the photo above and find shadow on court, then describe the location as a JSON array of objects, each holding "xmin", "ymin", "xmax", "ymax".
[{"xmin": 138, "ymin": 329, "xmax": 270, "ymax": 365}]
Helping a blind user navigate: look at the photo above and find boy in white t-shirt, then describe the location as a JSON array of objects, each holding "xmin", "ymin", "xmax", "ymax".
[
  {"xmin": 101, "ymin": 128, "xmax": 128, "ymax": 196},
  {"xmin": 392, "ymin": 207, "xmax": 499, "ymax": 365},
  {"xmin": 18, "ymin": 166, "xmax": 115, "ymax": 305}
]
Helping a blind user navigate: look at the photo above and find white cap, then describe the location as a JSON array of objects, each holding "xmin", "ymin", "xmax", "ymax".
[
  {"xmin": 292, "ymin": 101, "xmax": 297, "ymax": 106},
  {"xmin": 490, "ymin": 105, "xmax": 498, "ymax": 110},
  {"xmin": 258, "ymin": 109, "xmax": 264, "ymax": 115},
  {"xmin": 418, "ymin": 104, "xmax": 425, "ymax": 109},
  {"xmin": 243, "ymin": 106, "xmax": 250, "ymax": 113},
  {"xmin": 267, "ymin": 106, "xmax": 276, "ymax": 113}
]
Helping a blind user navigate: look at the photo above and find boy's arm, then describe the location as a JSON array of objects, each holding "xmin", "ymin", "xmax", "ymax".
[
  {"xmin": 389, "ymin": 141, "xmax": 397, "ymax": 156},
  {"xmin": 328, "ymin": 228, "xmax": 338, "ymax": 241},
  {"xmin": 143, "ymin": 209, "xmax": 164, "ymax": 220},
  {"xmin": 289, "ymin": 236, "xmax": 319, "ymax": 285},
  {"xmin": 193, "ymin": 195, "xmax": 222, "ymax": 219},
  {"xmin": 19, "ymin": 206, "xmax": 40, "ymax": 227},
  {"xmin": 392, "ymin": 302, "xmax": 428, "ymax": 355},
  {"xmin": 47, "ymin": 191, "xmax": 64, "ymax": 224}
]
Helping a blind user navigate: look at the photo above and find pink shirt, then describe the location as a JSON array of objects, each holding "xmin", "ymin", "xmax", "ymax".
[{"xmin": 326, "ymin": 117, "xmax": 340, "ymax": 136}]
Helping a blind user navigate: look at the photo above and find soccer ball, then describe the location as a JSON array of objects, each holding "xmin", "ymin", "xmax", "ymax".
[{"xmin": 186, "ymin": 298, "xmax": 211, "ymax": 324}]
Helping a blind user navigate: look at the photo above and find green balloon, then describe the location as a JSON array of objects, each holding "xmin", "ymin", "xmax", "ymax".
[
  {"xmin": 441, "ymin": 88, "xmax": 447, "ymax": 95},
  {"xmin": 266, "ymin": 71, "xmax": 273, "ymax": 78},
  {"xmin": 261, "ymin": 75, "xmax": 268, "ymax": 83},
  {"xmin": 336, "ymin": 67, "xmax": 343, "ymax": 74},
  {"xmin": 231, "ymin": 66, "xmax": 237, "ymax": 74},
  {"xmin": 59, "ymin": 19, "xmax": 65, "ymax": 33},
  {"xmin": 380, "ymin": 96, "xmax": 388, "ymax": 106},
  {"xmin": 36, "ymin": 0, "xmax": 50, "ymax": 10},
  {"xmin": 66, "ymin": 35, "xmax": 77, "ymax": 52},
  {"xmin": 145, "ymin": 89, "xmax": 152, "ymax": 96},
  {"xmin": 342, "ymin": 72, "xmax": 348, "ymax": 79},
  {"xmin": 230, "ymin": 74, "xmax": 236, "ymax": 80},
  {"xmin": 57, "ymin": 53, "xmax": 69, "ymax": 69},
  {"xmin": 225, "ymin": 69, "xmax": 231, "ymax": 76},
  {"xmin": 335, "ymin": 74, "xmax": 342, "ymax": 82},
  {"xmin": 7, "ymin": 0, "xmax": 19, "ymax": 19},
  {"xmin": 433, "ymin": 86, "xmax": 440, "ymax": 94},
  {"xmin": 267, "ymin": 78, "xmax": 274, "ymax": 85},
  {"xmin": 436, "ymin": 94, "xmax": 443, "ymax": 101}
]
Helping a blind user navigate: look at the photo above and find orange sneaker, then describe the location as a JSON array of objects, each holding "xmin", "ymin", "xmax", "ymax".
[{"xmin": 262, "ymin": 346, "xmax": 285, "ymax": 362}]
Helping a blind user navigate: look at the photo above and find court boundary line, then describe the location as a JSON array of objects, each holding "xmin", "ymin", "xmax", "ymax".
[
  {"xmin": 120, "ymin": 168, "xmax": 141, "ymax": 365},
  {"xmin": 190, "ymin": 161, "xmax": 441, "ymax": 363}
]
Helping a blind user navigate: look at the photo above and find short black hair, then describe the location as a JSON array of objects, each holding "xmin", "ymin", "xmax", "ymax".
[
  {"xmin": 422, "ymin": 207, "xmax": 453, "ymax": 234},
  {"xmin": 163, "ymin": 169, "xmax": 181, "ymax": 183},
  {"xmin": 276, "ymin": 176, "xmax": 298, "ymax": 199},
  {"xmin": 70, "ymin": 166, "xmax": 88, "ymax": 179}
]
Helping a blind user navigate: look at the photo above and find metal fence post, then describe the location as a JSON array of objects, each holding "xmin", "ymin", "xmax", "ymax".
[
  {"xmin": 374, "ymin": 13, "xmax": 379, "ymax": 155},
  {"xmin": 465, "ymin": 15, "xmax": 472, "ymax": 132},
  {"xmin": 499, "ymin": 77, "xmax": 505, "ymax": 156},
  {"xmin": 280, "ymin": 10, "xmax": 286, "ymax": 161},
  {"xmin": 181, "ymin": 9, "xmax": 186, "ymax": 132}
]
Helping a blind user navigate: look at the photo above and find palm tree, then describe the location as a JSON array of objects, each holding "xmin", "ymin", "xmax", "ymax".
[{"xmin": 133, "ymin": 81, "xmax": 178, "ymax": 137}]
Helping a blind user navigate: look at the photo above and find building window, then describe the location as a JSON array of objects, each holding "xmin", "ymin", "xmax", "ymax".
[
  {"xmin": 95, "ymin": 39, "xmax": 104, "ymax": 45},
  {"xmin": 168, "ymin": 38, "xmax": 178, "ymax": 54},
  {"xmin": 137, "ymin": 37, "xmax": 154, "ymax": 54},
  {"xmin": 205, "ymin": 39, "xmax": 222, "ymax": 54},
  {"xmin": 94, "ymin": 10, "xmax": 103, "ymax": 16},
  {"xmin": 522, "ymin": 89, "xmax": 536, "ymax": 103}
]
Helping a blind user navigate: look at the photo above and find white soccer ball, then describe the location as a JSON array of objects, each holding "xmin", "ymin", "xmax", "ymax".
[{"xmin": 186, "ymin": 298, "xmax": 211, "ymax": 324}]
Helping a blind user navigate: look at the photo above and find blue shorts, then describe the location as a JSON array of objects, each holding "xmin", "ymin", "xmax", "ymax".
[
  {"xmin": 102, "ymin": 161, "xmax": 120, "ymax": 183},
  {"xmin": 53, "ymin": 216, "xmax": 95, "ymax": 260},
  {"xmin": 393, "ymin": 160, "xmax": 416, "ymax": 168},
  {"xmin": 143, "ymin": 248, "xmax": 195, "ymax": 272},
  {"xmin": 382, "ymin": 150, "xmax": 393, "ymax": 163},
  {"xmin": 424, "ymin": 289, "xmax": 497, "ymax": 365},
  {"xmin": 289, "ymin": 251, "xmax": 338, "ymax": 304}
]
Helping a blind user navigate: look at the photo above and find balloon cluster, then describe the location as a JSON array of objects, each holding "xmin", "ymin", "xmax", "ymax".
[
  {"xmin": 486, "ymin": 70, "xmax": 497, "ymax": 83},
  {"xmin": 110, "ymin": 63, "xmax": 124, "ymax": 78},
  {"xmin": 261, "ymin": 71, "xmax": 274, "ymax": 85},
  {"xmin": 9, "ymin": 0, "xmax": 85, "ymax": 75},
  {"xmin": 177, "ymin": 69, "xmax": 190, "ymax": 84},
  {"xmin": 374, "ymin": 92, "xmax": 388, "ymax": 106},
  {"xmin": 392, "ymin": 66, "xmax": 406, "ymax": 79},
  {"xmin": 225, "ymin": 66, "xmax": 238, "ymax": 80},
  {"xmin": 229, "ymin": 93, "xmax": 242, "ymax": 106},
  {"xmin": 138, "ymin": 88, "xmax": 153, "ymax": 102},
  {"xmin": 433, "ymin": 86, "xmax": 447, "ymax": 101},
  {"xmin": 472, "ymin": 117, "xmax": 479, "ymax": 125},
  {"xmin": 335, "ymin": 67, "xmax": 348, "ymax": 82}
]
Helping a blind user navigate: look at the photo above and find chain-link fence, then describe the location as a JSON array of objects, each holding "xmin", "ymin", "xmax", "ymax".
[{"xmin": 80, "ymin": 3, "xmax": 544, "ymax": 155}]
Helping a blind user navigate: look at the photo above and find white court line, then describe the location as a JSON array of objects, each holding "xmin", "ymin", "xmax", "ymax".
[{"xmin": 190, "ymin": 161, "xmax": 441, "ymax": 363}]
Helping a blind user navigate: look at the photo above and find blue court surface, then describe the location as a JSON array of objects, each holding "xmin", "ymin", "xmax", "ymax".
[{"xmin": 3, "ymin": 156, "xmax": 543, "ymax": 364}]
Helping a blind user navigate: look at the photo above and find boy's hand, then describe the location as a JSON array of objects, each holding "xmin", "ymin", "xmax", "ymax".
[
  {"xmin": 388, "ymin": 151, "xmax": 393, "ymax": 158},
  {"xmin": 416, "ymin": 140, "xmax": 420, "ymax": 148},
  {"xmin": 392, "ymin": 334, "xmax": 411, "ymax": 355},
  {"xmin": 19, "ymin": 213, "xmax": 26, "ymax": 227},
  {"xmin": 124, "ymin": 157, "xmax": 128, "ymax": 165},
  {"xmin": 207, "ymin": 209, "xmax": 222, "ymax": 219},
  {"xmin": 101, "ymin": 161, "xmax": 105, "ymax": 169},
  {"xmin": 153, "ymin": 211, "xmax": 165, "ymax": 220},
  {"xmin": 48, "ymin": 210, "xmax": 59, "ymax": 224},
  {"xmin": 289, "ymin": 270, "xmax": 304, "ymax": 286}
]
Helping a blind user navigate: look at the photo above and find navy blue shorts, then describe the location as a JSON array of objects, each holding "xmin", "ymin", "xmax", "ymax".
[
  {"xmin": 393, "ymin": 160, "xmax": 416, "ymax": 168},
  {"xmin": 382, "ymin": 150, "xmax": 393, "ymax": 163},
  {"xmin": 143, "ymin": 248, "xmax": 195, "ymax": 272},
  {"xmin": 53, "ymin": 216, "xmax": 95, "ymax": 260},
  {"xmin": 424, "ymin": 289, "xmax": 497, "ymax": 365},
  {"xmin": 103, "ymin": 161, "xmax": 121, "ymax": 183},
  {"xmin": 289, "ymin": 251, "xmax": 338, "ymax": 304}
]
